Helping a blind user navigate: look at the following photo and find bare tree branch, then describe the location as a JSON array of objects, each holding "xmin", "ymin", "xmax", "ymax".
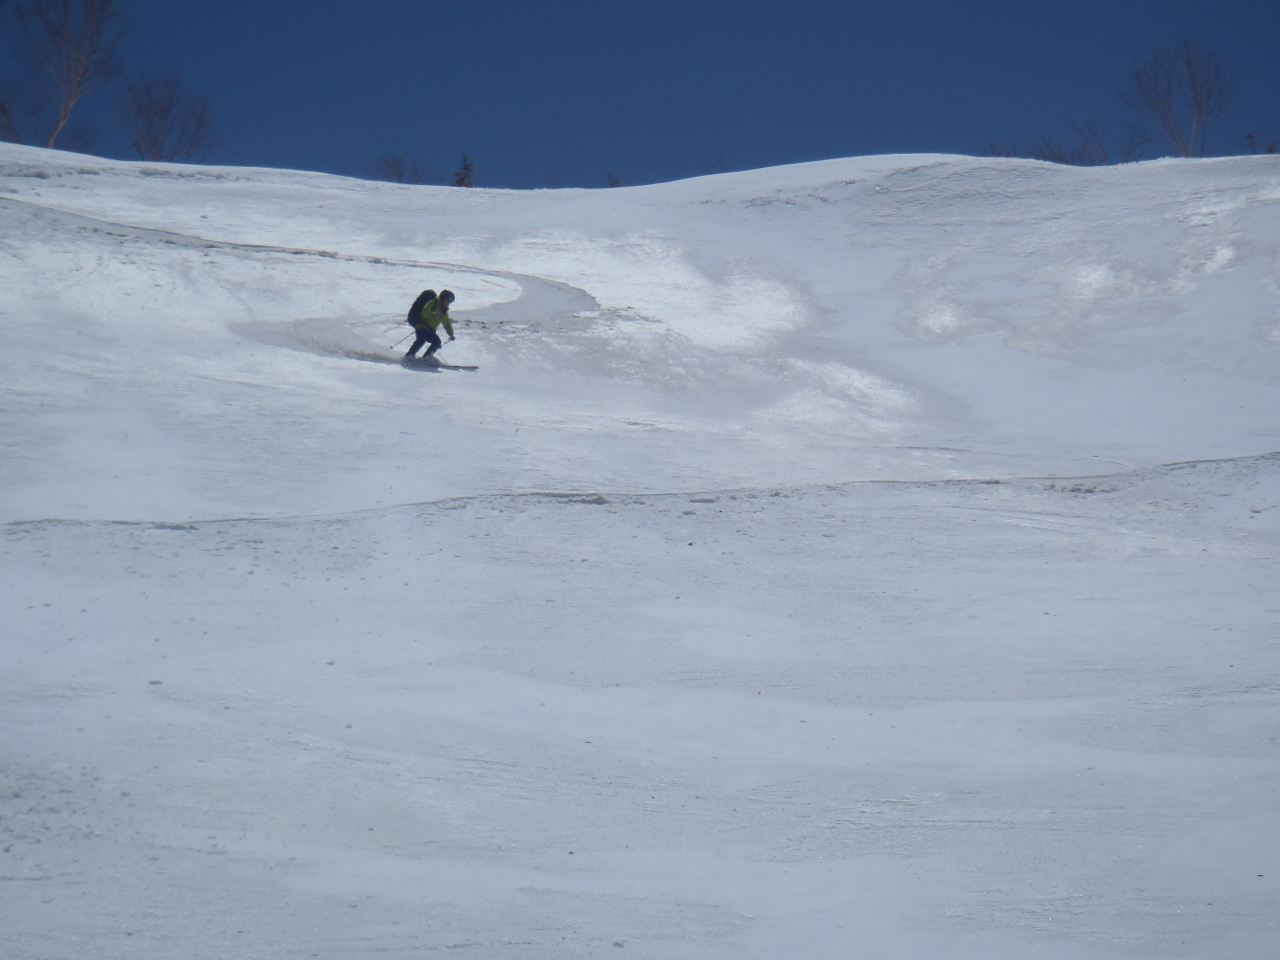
[
  {"xmin": 1123, "ymin": 40, "xmax": 1233, "ymax": 157},
  {"xmin": 16, "ymin": 0, "xmax": 128, "ymax": 149},
  {"xmin": 117, "ymin": 72, "xmax": 218, "ymax": 162}
]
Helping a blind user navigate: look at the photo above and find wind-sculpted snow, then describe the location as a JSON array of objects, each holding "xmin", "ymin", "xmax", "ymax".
[
  {"xmin": 1, "ymin": 144, "xmax": 1278, "ymax": 958},
  {"xmin": 3, "ymin": 453, "xmax": 1278, "ymax": 958}
]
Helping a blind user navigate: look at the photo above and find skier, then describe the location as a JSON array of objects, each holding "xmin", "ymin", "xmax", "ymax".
[{"xmin": 404, "ymin": 289, "xmax": 457, "ymax": 360}]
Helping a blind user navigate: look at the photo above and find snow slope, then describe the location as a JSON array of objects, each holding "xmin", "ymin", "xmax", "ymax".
[{"xmin": 2, "ymin": 143, "xmax": 1278, "ymax": 959}]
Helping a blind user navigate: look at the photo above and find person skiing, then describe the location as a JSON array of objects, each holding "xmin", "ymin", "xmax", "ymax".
[{"xmin": 404, "ymin": 289, "xmax": 457, "ymax": 360}]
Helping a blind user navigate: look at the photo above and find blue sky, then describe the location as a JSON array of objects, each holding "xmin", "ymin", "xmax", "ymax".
[{"xmin": 83, "ymin": 0, "xmax": 1280, "ymax": 186}]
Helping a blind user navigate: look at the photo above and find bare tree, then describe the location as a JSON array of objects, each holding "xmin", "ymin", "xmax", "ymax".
[
  {"xmin": 371, "ymin": 153, "xmax": 428, "ymax": 184},
  {"xmin": 453, "ymin": 155, "xmax": 474, "ymax": 187},
  {"xmin": 1123, "ymin": 40, "xmax": 1233, "ymax": 157},
  {"xmin": 117, "ymin": 72, "xmax": 217, "ymax": 161},
  {"xmin": 0, "ymin": 0, "xmax": 24, "ymax": 141},
  {"xmin": 16, "ymin": 0, "xmax": 128, "ymax": 149}
]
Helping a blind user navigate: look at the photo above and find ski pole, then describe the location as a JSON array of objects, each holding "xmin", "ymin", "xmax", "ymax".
[{"xmin": 391, "ymin": 331, "xmax": 413, "ymax": 349}]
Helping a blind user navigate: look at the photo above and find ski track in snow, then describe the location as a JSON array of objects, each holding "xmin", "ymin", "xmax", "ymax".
[{"xmin": 2, "ymin": 145, "xmax": 1280, "ymax": 959}]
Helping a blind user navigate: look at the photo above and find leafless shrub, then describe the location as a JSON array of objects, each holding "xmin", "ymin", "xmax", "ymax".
[
  {"xmin": 991, "ymin": 120, "xmax": 1148, "ymax": 166},
  {"xmin": 1245, "ymin": 133, "xmax": 1278, "ymax": 155},
  {"xmin": 699, "ymin": 154, "xmax": 733, "ymax": 175},
  {"xmin": 371, "ymin": 153, "xmax": 428, "ymax": 183},
  {"xmin": 117, "ymin": 72, "xmax": 217, "ymax": 161},
  {"xmin": 1033, "ymin": 120, "xmax": 1147, "ymax": 165}
]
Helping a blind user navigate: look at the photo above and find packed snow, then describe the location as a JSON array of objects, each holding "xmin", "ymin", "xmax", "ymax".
[{"xmin": 1, "ymin": 142, "xmax": 1278, "ymax": 959}]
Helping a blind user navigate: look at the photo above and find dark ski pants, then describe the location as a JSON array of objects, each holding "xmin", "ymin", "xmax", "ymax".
[{"xmin": 406, "ymin": 323, "xmax": 441, "ymax": 357}]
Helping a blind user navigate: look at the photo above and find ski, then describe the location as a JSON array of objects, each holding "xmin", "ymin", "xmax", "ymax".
[{"xmin": 401, "ymin": 357, "xmax": 479, "ymax": 371}]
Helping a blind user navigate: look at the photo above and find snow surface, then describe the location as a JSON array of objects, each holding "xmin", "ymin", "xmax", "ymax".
[{"xmin": 2, "ymin": 143, "xmax": 1279, "ymax": 958}]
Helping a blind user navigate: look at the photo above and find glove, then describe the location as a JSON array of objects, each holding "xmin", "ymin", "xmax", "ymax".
[{"xmin": 448, "ymin": 335, "xmax": 455, "ymax": 341}]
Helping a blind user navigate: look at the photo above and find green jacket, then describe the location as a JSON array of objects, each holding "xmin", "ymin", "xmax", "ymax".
[{"xmin": 415, "ymin": 299, "xmax": 455, "ymax": 338}]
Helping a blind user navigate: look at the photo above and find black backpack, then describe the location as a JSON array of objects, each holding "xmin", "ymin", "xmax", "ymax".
[{"xmin": 407, "ymin": 289, "xmax": 437, "ymax": 324}]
